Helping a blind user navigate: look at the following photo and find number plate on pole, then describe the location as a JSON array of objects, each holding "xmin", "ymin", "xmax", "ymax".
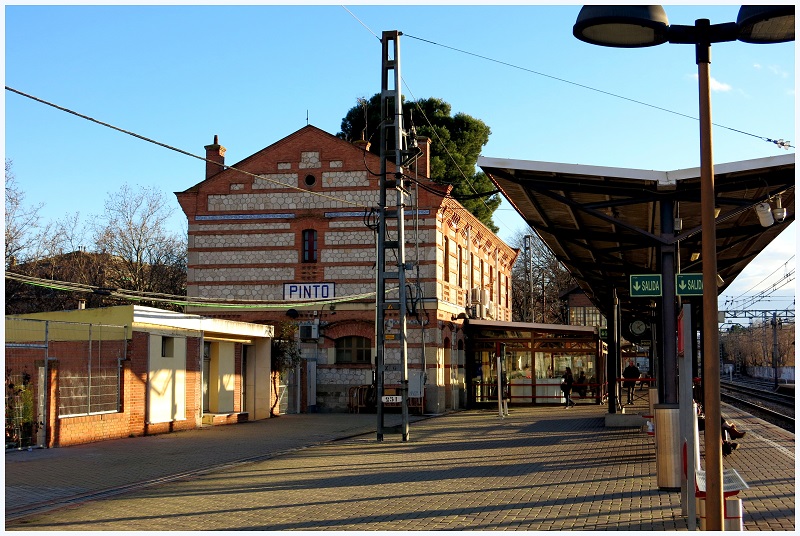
[{"xmin": 382, "ymin": 395, "xmax": 402, "ymax": 403}]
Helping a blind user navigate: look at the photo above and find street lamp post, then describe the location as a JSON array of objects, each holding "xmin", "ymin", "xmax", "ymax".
[{"xmin": 573, "ymin": 5, "xmax": 793, "ymax": 531}]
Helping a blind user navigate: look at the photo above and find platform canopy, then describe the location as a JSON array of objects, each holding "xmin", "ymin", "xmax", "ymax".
[{"xmin": 480, "ymin": 154, "xmax": 795, "ymax": 329}]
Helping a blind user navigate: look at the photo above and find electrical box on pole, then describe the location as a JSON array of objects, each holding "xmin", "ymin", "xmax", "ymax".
[{"xmin": 375, "ymin": 30, "xmax": 421, "ymax": 442}]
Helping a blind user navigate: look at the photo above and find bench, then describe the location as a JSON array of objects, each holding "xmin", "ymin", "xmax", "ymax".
[
  {"xmin": 683, "ymin": 414, "xmax": 749, "ymax": 530},
  {"xmin": 347, "ymin": 385, "xmax": 372, "ymax": 413},
  {"xmin": 694, "ymin": 467, "xmax": 749, "ymax": 497}
]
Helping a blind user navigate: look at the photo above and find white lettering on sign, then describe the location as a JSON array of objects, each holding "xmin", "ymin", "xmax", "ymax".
[
  {"xmin": 676, "ymin": 274, "xmax": 704, "ymax": 296},
  {"xmin": 631, "ymin": 275, "xmax": 663, "ymax": 297},
  {"xmin": 283, "ymin": 282, "xmax": 334, "ymax": 300},
  {"xmin": 633, "ymin": 280, "xmax": 661, "ymax": 292}
]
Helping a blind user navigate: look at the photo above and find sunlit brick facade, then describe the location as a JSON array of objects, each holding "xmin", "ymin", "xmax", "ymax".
[{"xmin": 176, "ymin": 126, "xmax": 518, "ymax": 412}]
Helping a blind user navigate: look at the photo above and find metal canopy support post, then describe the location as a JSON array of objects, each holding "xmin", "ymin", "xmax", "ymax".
[
  {"xmin": 607, "ymin": 288, "xmax": 619, "ymax": 413},
  {"xmin": 660, "ymin": 199, "xmax": 678, "ymax": 404},
  {"xmin": 772, "ymin": 312, "xmax": 780, "ymax": 389},
  {"xmin": 696, "ymin": 23, "xmax": 724, "ymax": 530},
  {"xmin": 376, "ymin": 30, "xmax": 414, "ymax": 442},
  {"xmin": 678, "ymin": 304, "xmax": 697, "ymax": 528}
]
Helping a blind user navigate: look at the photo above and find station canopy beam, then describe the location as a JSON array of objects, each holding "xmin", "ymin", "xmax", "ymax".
[{"xmin": 479, "ymin": 155, "xmax": 795, "ymax": 327}]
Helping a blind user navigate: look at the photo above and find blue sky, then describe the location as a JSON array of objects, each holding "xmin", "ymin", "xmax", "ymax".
[{"xmin": 4, "ymin": 3, "xmax": 795, "ymax": 317}]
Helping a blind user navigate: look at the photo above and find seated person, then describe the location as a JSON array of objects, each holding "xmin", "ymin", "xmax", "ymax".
[
  {"xmin": 697, "ymin": 406, "xmax": 745, "ymax": 456},
  {"xmin": 587, "ymin": 375, "xmax": 597, "ymax": 397},
  {"xmin": 723, "ymin": 417, "xmax": 746, "ymax": 439},
  {"xmin": 576, "ymin": 371, "xmax": 588, "ymax": 398}
]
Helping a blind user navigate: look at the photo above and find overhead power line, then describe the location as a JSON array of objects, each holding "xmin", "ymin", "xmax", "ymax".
[
  {"xmin": 5, "ymin": 271, "xmax": 395, "ymax": 309},
  {"xmin": 6, "ymin": 85, "xmax": 506, "ymax": 234},
  {"xmin": 401, "ymin": 33, "xmax": 794, "ymax": 151},
  {"xmin": 727, "ymin": 270, "xmax": 795, "ymax": 311},
  {"xmin": 727, "ymin": 255, "xmax": 795, "ymax": 303},
  {"xmin": 5, "ymin": 86, "xmax": 370, "ymax": 209},
  {"xmin": 337, "ymin": 9, "xmax": 511, "ymax": 234}
]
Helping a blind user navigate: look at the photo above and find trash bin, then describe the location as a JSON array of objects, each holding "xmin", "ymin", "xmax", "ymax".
[
  {"xmin": 654, "ymin": 403, "xmax": 681, "ymax": 490},
  {"xmin": 697, "ymin": 497, "xmax": 744, "ymax": 531},
  {"xmin": 648, "ymin": 388, "xmax": 659, "ymax": 416}
]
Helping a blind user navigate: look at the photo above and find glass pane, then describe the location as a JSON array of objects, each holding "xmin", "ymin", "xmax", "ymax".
[{"xmin": 535, "ymin": 352, "xmax": 553, "ymax": 379}]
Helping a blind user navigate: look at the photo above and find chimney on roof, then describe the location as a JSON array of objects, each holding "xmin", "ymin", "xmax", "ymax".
[{"xmin": 204, "ymin": 135, "xmax": 226, "ymax": 179}]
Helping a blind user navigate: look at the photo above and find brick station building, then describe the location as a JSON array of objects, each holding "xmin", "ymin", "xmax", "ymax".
[{"xmin": 176, "ymin": 126, "xmax": 517, "ymax": 413}]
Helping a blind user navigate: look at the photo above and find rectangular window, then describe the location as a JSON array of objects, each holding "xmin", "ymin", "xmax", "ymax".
[
  {"xmin": 335, "ymin": 336, "xmax": 371, "ymax": 364},
  {"xmin": 457, "ymin": 245, "xmax": 463, "ymax": 287},
  {"xmin": 302, "ymin": 229, "xmax": 317, "ymax": 263},
  {"xmin": 470, "ymin": 253, "xmax": 475, "ymax": 289},
  {"xmin": 162, "ymin": 336, "xmax": 175, "ymax": 358},
  {"xmin": 444, "ymin": 238, "xmax": 450, "ymax": 283}
]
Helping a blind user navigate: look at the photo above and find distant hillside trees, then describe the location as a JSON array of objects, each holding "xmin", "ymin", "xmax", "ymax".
[
  {"xmin": 92, "ymin": 184, "xmax": 187, "ymax": 298},
  {"xmin": 5, "ymin": 159, "xmax": 58, "ymax": 267},
  {"xmin": 5, "ymin": 160, "xmax": 187, "ymax": 314},
  {"xmin": 721, "ymin": 321, "xmax": 795, "ymax": 371}
]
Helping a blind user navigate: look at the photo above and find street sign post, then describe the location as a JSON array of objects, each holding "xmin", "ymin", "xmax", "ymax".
[
  {"xmin": 630, "ymin": 274, "xmax": 663, "ymax": 297},
  {"xmin": 676, "ymin": 273, "xmax": 704, "ymax": 296}
]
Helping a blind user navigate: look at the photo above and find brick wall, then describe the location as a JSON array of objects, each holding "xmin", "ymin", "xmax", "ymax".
[
  {"xmin": 41, "ymin": 331, "xmax": 211, "ymax": 447},
  {"xmin": 177, "ymin": 126, "xmax": 517, "ymax": 411}
]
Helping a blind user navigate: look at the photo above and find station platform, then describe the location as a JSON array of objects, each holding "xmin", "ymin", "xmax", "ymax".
[{"xmin": 5, "ymin": 400, "xmax": 794, "ymax": 531}]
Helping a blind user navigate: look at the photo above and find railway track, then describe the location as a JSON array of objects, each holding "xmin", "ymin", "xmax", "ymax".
[{"xmin": 720, "ymin": 378, "xmax": 794, "ymax": 432}]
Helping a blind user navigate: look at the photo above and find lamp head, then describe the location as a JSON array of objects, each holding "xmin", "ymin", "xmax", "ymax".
[
  {"xmin": 772, "ymin": 196, "xmax": 787, "ymax": 223},
  {"xmin": 737, "ymin": 5, "xmax": 795, "ymax": 43},
  {"xmin": 573, "ymin": 5, "xmax": 670, "ymax": 48},
  {"xmin": 755, "ymin": 202, "xmax": 775, "ymax": 227}
]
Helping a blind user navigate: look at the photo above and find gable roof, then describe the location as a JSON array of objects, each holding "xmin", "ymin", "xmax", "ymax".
[{"xmin": 177, "ymin": 125, "xmax": 384, "ymax": 194}]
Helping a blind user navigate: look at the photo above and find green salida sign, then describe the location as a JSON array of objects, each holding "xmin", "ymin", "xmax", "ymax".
[
  {"xmin": 630, "ymin": 274, "xmax": 662, "ymax": 297},
  {"xmin": 676, "ymin": 273, "xmax": 703, "ymax": 296}
]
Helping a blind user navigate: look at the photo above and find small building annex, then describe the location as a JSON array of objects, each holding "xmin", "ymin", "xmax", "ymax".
[
  {"xmin": 5, "ymin": 305, "xmax": 273, "ymax": 448},
  {"xmin": 175, "ymin": 125, "xmax": 518, "ymax": 413}
]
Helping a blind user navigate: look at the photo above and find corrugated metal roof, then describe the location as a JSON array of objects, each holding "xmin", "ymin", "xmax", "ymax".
[{"xmin": 480, "ymin": 154, "xmax": 795, "ymax": 325}]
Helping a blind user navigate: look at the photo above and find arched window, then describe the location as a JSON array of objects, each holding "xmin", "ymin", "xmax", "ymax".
[
  {"xmin": 335, "ymin": 336, "xmax": 371, "ymax": 364},
  {"xmin": 302, "ymin": 229, "xmax": 317, "ymax": 263}
]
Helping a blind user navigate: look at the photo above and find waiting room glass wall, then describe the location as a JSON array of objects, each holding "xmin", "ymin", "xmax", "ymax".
[{"xmin": 465, "ymin": 323, "xmax": 603, "ymax": 406}]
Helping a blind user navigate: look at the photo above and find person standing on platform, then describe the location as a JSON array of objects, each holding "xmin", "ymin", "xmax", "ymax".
[
  {"xmin": 561, "ymin": 367, "xmax": 576, "ymax": 408},
  {"xmin": 622, "ymin": 361, "xmax": 641, "ymax": 405}
]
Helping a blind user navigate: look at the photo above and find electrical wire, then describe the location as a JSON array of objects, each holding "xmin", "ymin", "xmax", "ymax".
[
  {"xmin": 402, "ymin": 33, "xmax": 794, "ymax": 151},
  {"xmin": 727, "ymin": 255, "xmax": 795, "ymax": 303},
  {"xmin": 341, "ymin": 6, "xmax": 381, "ymax": 41},
  {"xmin": 5, "ymin": 86, "xmax": 371, "ymax": 209},
  {"xmin": 334, "ymin": 10, "xmax": 507, "ymax": 230},
  {"xmin": 402, "ymin": 83, "xmax": 501, "ymax": 206},
  {"xmin": 729, "ymin": 271, "xmax": 795, "ymax": 311},
  {"xmin": 5, "ymin": 271, "xmax": 398, "ymax": 309}
]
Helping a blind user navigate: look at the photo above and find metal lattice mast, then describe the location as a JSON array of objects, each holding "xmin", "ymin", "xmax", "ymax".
[{"xmin": 376, "ymin": 30, "xmax": 416, "ymax": 442}]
